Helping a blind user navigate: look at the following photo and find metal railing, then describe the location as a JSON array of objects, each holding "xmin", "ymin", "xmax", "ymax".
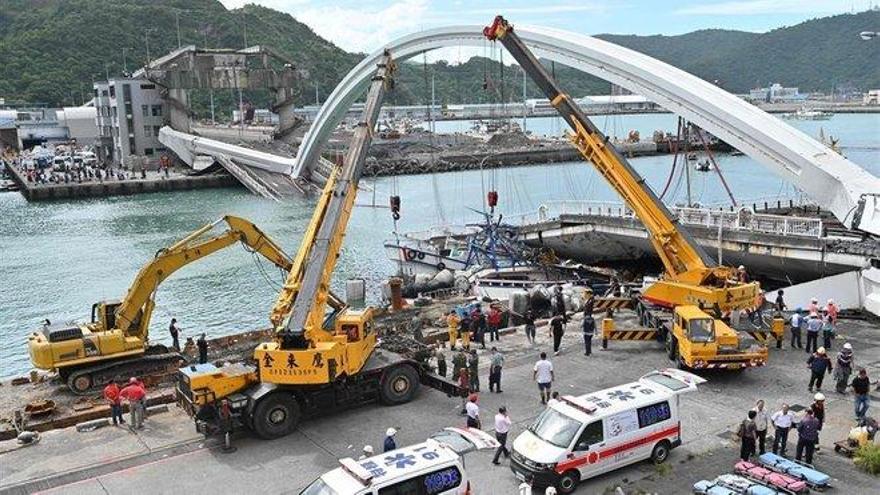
[{"xmin": 512, "ymin": 200, "xmax": 824, "ymax": 238}]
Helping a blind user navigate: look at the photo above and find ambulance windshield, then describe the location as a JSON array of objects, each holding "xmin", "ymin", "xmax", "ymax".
[{"xmin": 529, "ymin": 408, "xmax": 582, "ymax": 448}]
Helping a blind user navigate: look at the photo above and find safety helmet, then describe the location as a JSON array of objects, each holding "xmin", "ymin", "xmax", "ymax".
[
  {"xmin": 129, "ymin": 377, "xmax": 138, "ymax": 383},
  {"xmin": 817, "ymin": 347, "xmax": 826, "ymax": 354},
  {"xmin": 738, "ymin": 265, "xmax": 745, "ymax": 270},
  {"xmin": 363, "ymin": 445, "xmax": 374, "ymax": 454},
  {"xmin": 386, "ymin": 427, "xmax": 397, "ymax": 437},
  {"xmin": 827, "ymin": 299, "xmax": 834, "ymax": 304},
  {"xmin": 811, "ymin": 297, "xmax": 818, "ymax": 303},
  {"xmin": 814, "ymin": 393, "xmax": 825, "ymax": 401},
  {"xmin": 843, "ymin": 343, "xmax": 852, "ymax": 350}
]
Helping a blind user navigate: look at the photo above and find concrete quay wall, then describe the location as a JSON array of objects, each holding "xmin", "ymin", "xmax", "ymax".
[{"xmin": 5, "ymin": 163, "xmax": 238, "ymax": 201}]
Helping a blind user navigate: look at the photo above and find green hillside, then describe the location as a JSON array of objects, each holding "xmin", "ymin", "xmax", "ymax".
[{"xmin": 1, "ymin": 0, "xmax": 877, "ymax": 115}]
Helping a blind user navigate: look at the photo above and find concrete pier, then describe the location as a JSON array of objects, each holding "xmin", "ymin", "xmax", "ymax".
[{"xmin": 4, "ymin": 162, "xmax": 238, "ymax": 201}]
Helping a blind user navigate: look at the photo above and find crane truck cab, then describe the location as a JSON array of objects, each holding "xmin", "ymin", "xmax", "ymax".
[
  {"xmin": 300, "ymin": 427, "xmax": 498, "ymax": 495},
  {"xmin": 668, "ymin": 306, "xmax": 768, "ymax": 370},
  {"xmin": 510, "ymin": 369, "xmax": 705, "ymax": 494}
]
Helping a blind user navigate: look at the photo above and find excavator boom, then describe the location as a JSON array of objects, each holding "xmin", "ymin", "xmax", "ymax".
[{"xmin": 484, "ymin": 16, "xmax": 758, "ymax": 311}]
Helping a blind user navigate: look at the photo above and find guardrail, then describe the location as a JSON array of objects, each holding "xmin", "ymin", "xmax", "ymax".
[{"xmin": 512, "ymin": 200, "xmax": 824, "ymax": 238}]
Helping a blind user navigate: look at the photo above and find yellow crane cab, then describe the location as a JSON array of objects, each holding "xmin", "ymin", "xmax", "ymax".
[{"xmin": 670, "ymin": 306, "xmax": 767, "ymax": 370}]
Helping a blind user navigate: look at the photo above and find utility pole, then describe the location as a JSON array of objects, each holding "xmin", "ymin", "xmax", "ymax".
[
  {"xmin": 315, "ymin": 82, "xmax": 319, "ymax": 106},
  {"xmin": 176, "ymin": 12, "xmax": 182, "ymax": 49},
  {"xmin": 145, "ymin": 31, "xmax": 152, "ymax": 68},
  {"xmin": 204, "ymin": 30, "xmax": 215, "ymax": 125},
  {"xmin": 122, "ymin": 47, "xmax": 128, "ymax": 74}
]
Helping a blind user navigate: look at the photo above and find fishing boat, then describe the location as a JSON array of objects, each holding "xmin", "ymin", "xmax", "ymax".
[
  {"xmin": 469, "ymin": 264, "xmax": 610, "ymax": 301},
  {"xmin": 780, "ymin": 107, "xmax": 832, "ymax": 121}
]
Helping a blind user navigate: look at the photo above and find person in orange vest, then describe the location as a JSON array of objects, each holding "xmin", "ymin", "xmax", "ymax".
[
  {"xmin": 103, "ymin": 379, "xmax": 124, "ymax": 426},
  {"xmin": 446, "ymin": 310, "xmax": 460, "ymax": 350},
  {"xmin": 120, "ymin": 377, "xmax": 146, "ymax": 429}
]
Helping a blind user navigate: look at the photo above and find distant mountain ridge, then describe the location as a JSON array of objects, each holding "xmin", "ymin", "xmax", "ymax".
[{"xmin": 0, "ymin": 1, "xmax": 877, "ymax": 114}]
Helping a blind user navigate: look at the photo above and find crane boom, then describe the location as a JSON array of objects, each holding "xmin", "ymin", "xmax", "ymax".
[{"xmin": 484, "ymin": 16, "xmax": 758, "ymax": 311}]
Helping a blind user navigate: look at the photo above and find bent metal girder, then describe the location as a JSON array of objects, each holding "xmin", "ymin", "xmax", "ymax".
[{"xmin": 293, "ymin": 25, "xmax": 880, "ymax": 236}]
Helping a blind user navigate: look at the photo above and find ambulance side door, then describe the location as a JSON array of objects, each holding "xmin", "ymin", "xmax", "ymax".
[
  {"xmin": 571, "ymin": 420, "xmax": 605, "ymax": 479},
  {"xmin": 603, "ymin": 409, "xmax": 642, "ymax": 470}
]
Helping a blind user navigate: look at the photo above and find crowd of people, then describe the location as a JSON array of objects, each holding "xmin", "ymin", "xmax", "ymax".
[{"xmin": 4, "ymin": 145, "xmax": 175, "ymax": 186}]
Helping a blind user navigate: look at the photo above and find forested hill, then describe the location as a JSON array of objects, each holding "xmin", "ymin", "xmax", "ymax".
[{"xmin": 1, "ymin": 0, "xmax": 877, "ymax": 114}]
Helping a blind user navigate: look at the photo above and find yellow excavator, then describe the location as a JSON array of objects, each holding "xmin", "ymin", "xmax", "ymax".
[
  {"xmin": 484, "ymin": 16, "xmax": 768, "ymax": 370},
  {"xmin": 27, "ymin": 216, "xmax": 292, "ymax": 393},
  {"xmin": 177, "ymin": 52, "xmax": 461, "ymax": 440}
]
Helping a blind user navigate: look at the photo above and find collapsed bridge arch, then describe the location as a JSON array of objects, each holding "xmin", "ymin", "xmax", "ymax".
[{"xmin": 293, "ymin": 24, "xmax": 880, "ymax": 236}]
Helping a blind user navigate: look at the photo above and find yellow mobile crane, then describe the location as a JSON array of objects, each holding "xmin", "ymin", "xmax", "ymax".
[
  {"xmin": 27, "ymin": 216, "xmax": 293, "ymax": 393},
  {"xmin": 177, "ymin": 52, "xmax": 462, "ymax": 440},
  {"xmin": 484, "ymin": 17, "xmax": 769, "ymax": 370}
]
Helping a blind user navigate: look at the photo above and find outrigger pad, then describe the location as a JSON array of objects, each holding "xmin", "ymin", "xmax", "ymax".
[
  {"xmin": 734, "ymin": 461, "xmax": 808, "ymax": 493},
  {"xmin": 758, "ymin": 452, "xmax": 831, "ymax": 488}
]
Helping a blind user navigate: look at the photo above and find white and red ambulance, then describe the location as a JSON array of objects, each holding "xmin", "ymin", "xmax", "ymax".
[{"xmin": 509, "ymin": 369, "xmax": 705, "ymax": 494}]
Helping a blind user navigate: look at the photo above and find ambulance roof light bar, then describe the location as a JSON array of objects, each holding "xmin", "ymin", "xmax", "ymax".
[
  {"xmin": 339, "ymin": 458, "xmax": 374, "ymax": 486},
  {"xmin": 560, "ymin": 395, "xmax": 597, "ymax": 414}
]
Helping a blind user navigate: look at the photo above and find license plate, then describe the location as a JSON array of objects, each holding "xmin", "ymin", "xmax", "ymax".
[{"xmin": 728, "ymin": 363, "xmax": 741, "ymax": 369}]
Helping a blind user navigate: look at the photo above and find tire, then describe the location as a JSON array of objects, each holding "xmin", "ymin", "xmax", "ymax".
[
  {"xmin": 651, "ymin": 441, "xmax": 672, "ymax": 464},
  {"xmin": 666, "ymin": 333, "xmax": 677, "ymax": 361},
  {"xmin": 68, "ymin": 371, "xmax": 92, "ymax": 394},
  {"xmin": 417, "ymin": 251, "xmax": 426, "ymax": 260},
  {"xmin": 380, "ymin": 365, "xmax": 420, "ymax": 405},
  {"xmin": 557, "ymin": 470, "xmax": 580, "ymax": 494},
  {"xmin": 252, "ymin": 393, "xmax": 300, "ymax": 440},
  {"xmin": 436, "ymin": 262, "xmax": 446, "ymax": 271},
  {"xmin": 404, "ymin": 249, "xmax": 416, "ymax": 261}
]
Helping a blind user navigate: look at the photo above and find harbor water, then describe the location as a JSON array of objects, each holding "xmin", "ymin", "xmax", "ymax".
[{"xmin": 1, "ymin": 113, "xmax": 877, "ymax": 376}]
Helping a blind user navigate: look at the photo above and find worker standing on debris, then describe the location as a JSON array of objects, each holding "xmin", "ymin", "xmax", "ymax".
[
  {"xmin": 487, "ymin": 304, "xmax": 502, "ymax": 342},
  {"xmin": 103, "ymin": 379, "xmax": 124, "ymax": 426},
  {"xmin": 751, "ymin": 400, "xmax": 769, "ymax": 454},
  {"xmin": 197, "ymin": 333, "xmax": 208, "ymax": 364},
  {"xmin": 492, "ymin": 406, "xmax": 511, "ymax": 465},
  {"xmin": 409, "ymin": 315, "xmax": 423, "ymax": 343},
  {"xmin": 489, "ymin": 347, "xmax": 504, "ymax": 393},
  {"xmin": 774, "ymin": 290, "xmax": 786, "ymax": 313},
  {"xmin": 465, "ymin": 394, "xmax": 481, "ymax": 429},
  {"xmin": 771, "ymin": 403, "xmax": 794, "ymax": 457},
  {"xmin": 446, "ymin": 310, "xmax": 460, "ymax": 350},
  {"xmin": 384, "ymin": 428, "xmax": 397, "ymax": 452},
  {"xmin": 533, "ymin": 352, "xmax": 554, "ymax": 404},
  {"xmin": 468, "ymin": 349, "xmax": 480, "ymax": 392},
  {"xmin": 434, "ymin": 347, "xmax": 447, "ymax": 378},
  {"xmin": 807, "ymin": 347, "xmax": 833, "ymax": 392},
  {"xmin": 120, "ymin": 377, "xmax": 146, "ymax": 429},
  {"xmin": 550, "ymin": 315, "xmax": 565, "ymax": 355},
  {"xmin": 169, "ymin": 318, "xmax": 181, "ymax": 351},
  {"xmin": 452, "ymin": 349, "xmax": 467, "ymax": 383},
  {"xmin": 582, "ymin": 313, "xmax": 595, "ymax": 356},
  {"xmin": 790, "ymin": 308, "xmax": 804, "ymax": 349},
  {"xmin": 553, "ymin": 286, "xmax": 567, "ymax": 324},
  {"xmin": 796, "ymin": 409, "xmax": 820, "ymax": 465},
  {"xmin": 737, "ymin": 410, "xmax": 759, "ymax": 461},
  {"xmin": 805, "ymin": 313, "xmax": 822, "ymax": 353},
  {"xmin": 834, "ymin": 343, "xmax": 854, "ymax": 393}
]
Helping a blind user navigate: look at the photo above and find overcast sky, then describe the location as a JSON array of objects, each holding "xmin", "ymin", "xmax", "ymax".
[{"xmin": 218, "ymin": 0, "xmax": 874, "ymax": 57}]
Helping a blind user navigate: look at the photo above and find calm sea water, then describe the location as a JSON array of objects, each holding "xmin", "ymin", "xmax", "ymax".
[{"xmin": 1, "ymin": 113, "xmax": 877, "ymax": 376}]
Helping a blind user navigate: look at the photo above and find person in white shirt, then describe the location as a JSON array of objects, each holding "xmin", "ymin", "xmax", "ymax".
[
  {"xmin": 533, "ymin": 352, "xmax": 554, "ymax": 404},
  {"xmin": 771, "ymin": 403, "xmax": 795, "ymax": 457},
  {"xmin": 465, "ymin": 394, "xmax": 480, "ymax": 429},
  {"xmin": 751, "ymin": 400, "xmax": 769, "ymax": 454},
  {"xmin": 492, "ymin": 406, "xmax": 512, "ymax": 465}
]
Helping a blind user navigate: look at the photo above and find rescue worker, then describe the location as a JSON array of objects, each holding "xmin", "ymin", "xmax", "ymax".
[
  {"xmin": 737, "ymin": 265, "xmax": 749, "ymax": 283},
  {"xmin": 523, "ymin": 309, "xmax": 536, "ymax": 344},
  {"xmin": 789, "ymin": 308, "xmax": 804, "ymax": 349},
  {"xmin": 796, "ymin": 409, "xmax": 820, "ymax": 465},
  {"xmin": 197, "ymin": 333, "xmax": 208, "ymax": 364},
  {"xmin": 751, "ymin": 291, "xmax": 766, "ymax": 328},
  {"xmin": 458, "ymin": 368, "xmax": 470, "ymax": 415},
  {"xmin": 825, "ymin": 298, "xmax": 839, "ymax": 324},
  {"xmin": 737, "ymin": 410, "xmax": 759, "ymax": 461},
  {"xmin": 434, "ymin": 347, "xmax": 447, "ymax": 378},
  {"xmin": 169, "ymin": 318, "xmax": 181, "ymax": 351},
  {"xmin": 383, "ymin": 428, "xmax": 397, "ymax": 452},
  {"xmin": 468, "ymin": 349, "xmax": 480, "ymax": 392},
  {"xmin": 446, "ymin": 310, "xmax": 460, "ymax": 350},
  {"xmin": 465, "ymin": 394, "xmax": 480, "ymax": 429},
  {"xmin": 752, "ymin": 399, "xmax": 769, "ymax": 454},
  {"xmin": 821, "ymin": 312, "xmax": 834, "ymax": 350},
  {"xmin": 471, "ymin": 308, "xmax": 486, "ymax": 350},
  {"xmin": 488, "ymin": 347, "xmax": 504, "ymax": 393},
  {"xmin": 409, "ymin": 315, "xmax": 423, "ymax": 343},
  {"xmin": 103, "ymin": 379, "xmax": 124, "ymax": 426},
  {"xmin": 834, "ymin": 343, "xmax": 854, "ymax": 394},
  {"xmin": 459, "ymin": 311, "xmax": 472, "ymax": 350},
  {"xmin": 774, "ymin": 289, "xmax": 786, "ymax": 313},
  {"xmin": 119, "ymin": 377, "xmax": 146, "ymax": 429},
  {"xmin": 808, "ymin": 297, "xmax": 820, "ymax": 315},
  {"xmin": 553, "ymin": 285, "xmax": 567, "ymax": 324},
  {"xmin": 359, "ymin": 445, "xmax": 374, "ymax": 460},
  {"xmin": 811, "ymin": 393, "xmax": 826, "ymax": 447},
  {"xmin": 451, "ymin": 349, "xmax": 467, "ymax": 383},
  {"xmin": 807, "ymin": 347, "xmax": 833, "ymax": 392},
  {"xmin": 550, "ymin": 315, "xmax": 564, "ymax": 355},
  {"xmin": 852, "ymin": 368, "xmax": 870, "ymax": 422},
  {"xmin": 805, "ymin": 313, "xmax": 822, "ymax": 353},
  {"xmin": 771, "ymin": 403, "xmax": 795, "ymax": 457},
  {"xmin": 487, "ymin": 305, "xmax": 502, "ymax": 342},
  {"xmin": 582, "ymin": 313, "xmax": 595, "ymax": 356},
  {"xmin": 492, "ymin": 406, "xmax": 511, "ymax": 465}
]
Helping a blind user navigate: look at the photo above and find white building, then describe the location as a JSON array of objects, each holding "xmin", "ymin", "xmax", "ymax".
[
  {"xmin": 748, "ymin": 83, "xmax": 806, "ymax": 103},
  {"xmin": 93, "ymin": 78, "xmax": 167, "ymax": 166},
  {"xmin": 864, "ymin": 89, "xmax": 880, "ymax": 105}
]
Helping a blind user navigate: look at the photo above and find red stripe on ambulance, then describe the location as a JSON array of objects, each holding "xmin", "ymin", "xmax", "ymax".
[{"xmin": 555, "ymin": 425, "xmax": 680, "ymax": 473}]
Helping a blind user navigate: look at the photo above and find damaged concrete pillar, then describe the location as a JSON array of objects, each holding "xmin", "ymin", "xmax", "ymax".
[
  {"xmin": 166, "ymin": 88, "xmax": 191, "ymax": 134},
  {"xmin": 273, "ymin": 87, "xmax": 302, "ymax": 144}
]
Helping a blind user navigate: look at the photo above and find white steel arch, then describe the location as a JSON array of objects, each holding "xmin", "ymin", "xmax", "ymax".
[{"xmin": 293, "ymin": 25, "xmax": 880, "ymax": 236}]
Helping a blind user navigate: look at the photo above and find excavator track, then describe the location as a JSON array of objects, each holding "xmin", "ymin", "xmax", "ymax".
[{"xmin": 65, "ymin": 351, "xmax": 184, "ymax": 395}]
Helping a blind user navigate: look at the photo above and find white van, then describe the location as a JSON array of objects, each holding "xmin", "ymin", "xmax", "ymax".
[
  {"xmin": 300, "ymin": 427, "xmax": 499, "ymax": 495},
  {"xmin": 510, "ymin": 369, "xmax": 705, "ymax": 494}
]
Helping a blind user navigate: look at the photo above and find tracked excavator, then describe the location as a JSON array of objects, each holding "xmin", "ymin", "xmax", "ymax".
[
  {"xmin": 27, "ymin": 216, "xmax": 293, "ymax": 393},
  {"xmin": 176, "ymin": 52, "xmax": 462, "ymax": 440},
  {"xmin": 484, "ymin": 16, "xmax": 770, "ymax": 370}
]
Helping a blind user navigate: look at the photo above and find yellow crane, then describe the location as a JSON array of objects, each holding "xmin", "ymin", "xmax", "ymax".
[
  {"xmin": 177, "ymin": 52, "xmax": 461, "ymax": 440},
  {"xmin": 27, "ymin": 216, "xmax": 292, "ymax": 393},
  {"xmin": 484, "ymin": 16, "xmax": 768, "ymax": 370}
]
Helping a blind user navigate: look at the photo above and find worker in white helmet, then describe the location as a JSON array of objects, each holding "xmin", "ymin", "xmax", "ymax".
[
  {"xmin": 358, "ymin": 445, "xmax": 374, "ymax": 460},
  {"xmin": 807, "ymin": 347, "xmax": 833, "ymax": 392},
  {"xmin": 835, "ymin": 343, "xmax": 854, "ymax": 393}
]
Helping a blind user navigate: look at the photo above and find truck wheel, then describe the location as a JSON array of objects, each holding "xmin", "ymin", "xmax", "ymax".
[
  {"xmin": 651, "ymin": 441, "xmax": 671, "ymax": 464},
  {"xmin": 68, "ymin": 372, "xmax": 92, "ymax": 394},
  {"xmin": 252, "ymin": 393, "xmax": 300, "ymax": 440},
  {"xmin": 557, "ymin": 470, "xmax": 580, "ymax": 494},
  {"xmin": 380, "ymin": 365, "xmax": 420, "ymax": 405},
  {"xmin": 666, "ymin": 334, "xmax": 677, "ymax": 361}
]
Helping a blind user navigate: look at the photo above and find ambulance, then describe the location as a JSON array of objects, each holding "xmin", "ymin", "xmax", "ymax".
[
  {"xmin": 509, "ymin": 369, "xmax": 705, "ymax": 494},
  {"xmin": 300, "ymin": 427, "xmax": 499, "ymax": 494}
]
